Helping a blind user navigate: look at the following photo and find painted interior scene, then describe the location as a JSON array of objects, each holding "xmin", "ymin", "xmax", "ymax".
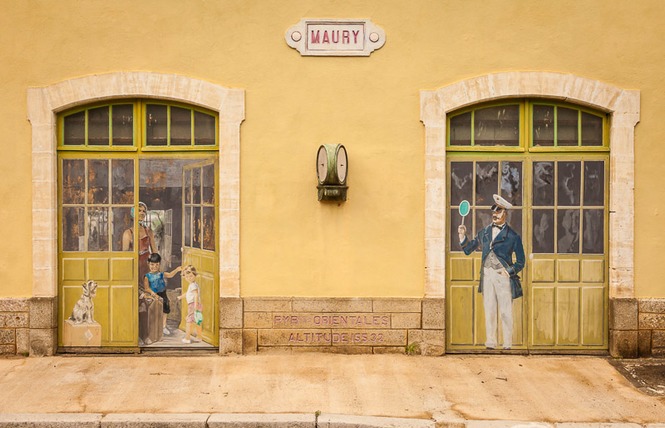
[
  {"xmin": 61, "ymin": 156, "xmax": 217, "ymax": 349},
  {"xmin": 135, "ymin": 158, "xmax": 216, "ymax": 348}
]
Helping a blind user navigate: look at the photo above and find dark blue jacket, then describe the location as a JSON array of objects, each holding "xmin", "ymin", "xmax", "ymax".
[{"xmin": 460, "ymin": 223, "xmax": 525, "ymax": 299}]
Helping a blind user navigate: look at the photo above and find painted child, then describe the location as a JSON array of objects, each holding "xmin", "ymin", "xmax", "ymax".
[
  {"xmin": 177, "ymin": 265, "xmax": 203, "ymax": 344},
  {"xmin": 143, "ymin": 253, "xmax": 182, "ymax": 336}
]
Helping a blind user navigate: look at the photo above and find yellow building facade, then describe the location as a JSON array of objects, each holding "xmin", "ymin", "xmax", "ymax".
[{"xmin": 0, "ymin": 0, "xmax": 662, "ymax": 357}]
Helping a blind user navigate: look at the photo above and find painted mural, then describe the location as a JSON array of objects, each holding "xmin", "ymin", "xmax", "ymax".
[
  {"xmin": 61, "ymin": 156, "xmax": 217, "ymax": 349},
  {"xmin": 457, "ymin": 194, "xmax": 525, "ymax": 350},
  {"xmin": 446, "ymin": 102, "xmax": 608, "ymax": 351},
  {"xmin": 135, "ymin": 158, "xmax": 215, "ymax": 348}
]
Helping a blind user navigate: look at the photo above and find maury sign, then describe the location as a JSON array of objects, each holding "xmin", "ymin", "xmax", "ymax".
[{"xmin": 286, "ymin": 19, "xmax": 386, "ymax": 57}]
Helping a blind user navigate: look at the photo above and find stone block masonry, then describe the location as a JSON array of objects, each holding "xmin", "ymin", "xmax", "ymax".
[
  {"xmin": 3, "ymin": 295, "xmax": 664, "ymax": 357},
  {"xmin": 233, "ymin": 297, "xmax": 445, "ymax": 355},
  {"xmin": 0, "ymin": 298, "xmax": 29, "ymax": 355},
  {"xmin": 608, "ymin": 297, "xmax": 665, "ymax": 358},
  {"xmin": 638, "ymin": 298, "xmax": 665, "ymax": 357},
  {"xmin": 0, "ymin": 297, "xmax": 57, "ymax": 356}
]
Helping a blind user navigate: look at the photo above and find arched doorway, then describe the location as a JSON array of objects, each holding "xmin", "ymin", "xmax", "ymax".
[
  {"xmin": 420, "ymin": 72, "xmax": 639, "ymax": 354},
  {"xmin": 28, "ymin": 72, "xmax": 244, "ymax": 354},
  {"xmin": 445, "ymin": 100, "xmax": 608, "ymax": 351}
]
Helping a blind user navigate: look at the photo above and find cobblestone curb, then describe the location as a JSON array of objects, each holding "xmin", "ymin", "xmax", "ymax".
[{"xmin": 0, "ymin": 414, "xmax": 663, "ymax": 428}]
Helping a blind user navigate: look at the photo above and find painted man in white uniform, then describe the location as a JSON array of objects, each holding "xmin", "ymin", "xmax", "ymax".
[{"xmin": 458, "ymin": 194, "xmax": 525, "ymax": 350}]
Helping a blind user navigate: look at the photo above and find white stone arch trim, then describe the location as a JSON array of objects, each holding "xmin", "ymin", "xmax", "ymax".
[
  {"xmin": 420, "ymin": 71, "xmax": 639, "ymax": 299},
  {"xmin": 28, "ymin": 72, "xmax": 245, "ymax": 298}
]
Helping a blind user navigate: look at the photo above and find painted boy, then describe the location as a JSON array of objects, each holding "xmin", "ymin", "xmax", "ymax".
[{"xmin": 143, "ymin": 253, "xmax": 182, "ymax": 336}]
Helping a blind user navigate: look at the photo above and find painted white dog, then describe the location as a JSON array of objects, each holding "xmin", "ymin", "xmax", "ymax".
[{"xmin": 69, "ymin": 280, "xmax": 98, "ymax": 324}]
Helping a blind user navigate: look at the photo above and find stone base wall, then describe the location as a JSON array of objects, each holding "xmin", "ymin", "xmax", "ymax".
[
  {"xmin": 220, "ymin": 298, "xmax": 445, "ymax": 356},
  {"xmin": 5, "ymin": 295, "xmax": 664, "ymax": 357},
  {"xmin": 0, "ymin": 297, "xmax": 57, "ymax": 356},
  {"xmin": 610, "ymin": 297, "xmax": 665, "ymax": 358},
  {"xmin": 637, "ymin": 299, "xmax": 665, "ymax": 357}
]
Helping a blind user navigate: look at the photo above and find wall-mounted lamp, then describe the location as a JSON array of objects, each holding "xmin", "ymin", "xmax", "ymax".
[{"xmin": 316, "ymin": 144, "xmax": 348, "ymax": 202}]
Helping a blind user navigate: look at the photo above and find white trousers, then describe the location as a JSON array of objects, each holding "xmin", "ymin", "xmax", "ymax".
[{"xmin": 482, "ymin": 267, "xmax": 513, "ymax": 349}]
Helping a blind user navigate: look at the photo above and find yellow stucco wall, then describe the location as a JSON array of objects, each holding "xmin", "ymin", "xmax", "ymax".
[{"xmin": 1, "ymin": 0, "xmax": 664, "ymax": 298}]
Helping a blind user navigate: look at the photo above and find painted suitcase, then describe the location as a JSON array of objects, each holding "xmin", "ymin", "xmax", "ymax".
[{"xmin": 138, "ymin": 296, "xmax": 163, "ymax": 345}]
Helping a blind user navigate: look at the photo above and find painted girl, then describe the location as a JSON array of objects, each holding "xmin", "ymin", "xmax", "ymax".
[{"xmin": 177, "ymin": 265, "xmax": 203, "ymax": 344}]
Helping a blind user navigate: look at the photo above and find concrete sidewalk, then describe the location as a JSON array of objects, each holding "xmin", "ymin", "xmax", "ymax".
[{"xmin": 0, "ymin": 353, "xmax": 663, "ymax": 427}]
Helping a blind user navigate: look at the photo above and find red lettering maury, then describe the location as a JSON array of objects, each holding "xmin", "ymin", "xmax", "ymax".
[{"xmin": 309, "ymin": 28, "xmax": 362, "ymax": 46}]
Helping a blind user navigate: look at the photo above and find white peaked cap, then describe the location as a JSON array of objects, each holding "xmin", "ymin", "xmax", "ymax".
[{"xmin": 492, "ymin": 194, "xmax": 513, "ymax": 209}]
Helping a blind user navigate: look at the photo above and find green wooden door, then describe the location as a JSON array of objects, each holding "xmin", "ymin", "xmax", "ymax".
[
  {"xmin": 446, "ymin": 155, "xmax": 608, "ymax": 352},
  {"xmin": 59, "ymin": 157, "xmax": 138, "ymax": 347},
  {"xmin": 527, "ymin": 157, "xmax": 608, "ymax": 350},
  {"xmin": 447, "ymin": 158, "xmax": 527, "ymax": 350},
  {"xmin": 57, "ymin": 100, "xmax": 221, "ymax": 350},
  {"xmin": 180, "ymin": 160, "xmax": 219, "ymax": 346}
]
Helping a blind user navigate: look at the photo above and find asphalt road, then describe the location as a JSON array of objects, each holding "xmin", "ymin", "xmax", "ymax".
[{"xmin": 611, "ymin": 358, "xmax": 665, "ymax": 396}]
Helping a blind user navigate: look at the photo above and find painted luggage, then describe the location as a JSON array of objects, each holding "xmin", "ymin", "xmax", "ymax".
[{"xmin": 138, "ymin": 296, "xmax": 163, "ymax": 345}]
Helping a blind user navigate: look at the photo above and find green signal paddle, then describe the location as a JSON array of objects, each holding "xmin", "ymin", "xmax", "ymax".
[{"xmin": 458, "ymin": 200, "xmax": 470, "ymax": 225}]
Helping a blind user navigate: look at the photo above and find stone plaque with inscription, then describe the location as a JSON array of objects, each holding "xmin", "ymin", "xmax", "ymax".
[
  {"xmin": 256, "ymin": 311, "xmax": 409, "ymax": 348},
  {"xmin": 273, "ymin": 313, "xmax": 391, "ymax": 329},
  {"xmin": 285, "ymin": 19, "xmax": 386, "ymax": 57},
  {"xmin": 259, "ymin": 329, "xmax": 406, "ymax": 347}
]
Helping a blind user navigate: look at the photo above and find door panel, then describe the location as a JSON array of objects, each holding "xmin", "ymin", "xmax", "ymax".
[
  {"xmin": 531, "ymin": 259, "xmax": 555, "ymax": 282},
  {"xmin": 111, "ymin": 258, "xmax": 135, "ymax": 281},
  {"xmin": 527, "ymin": 157, "xmax": 608, "ymax": 350},
  {"xmin": 88, "ymin": 258, "xmax": 110, "ymax": 281},
  {"xmin": 581, "ymin": 286, "xmax": 605, "ymax": 345},
  {"xmin": 581, "ymin": 260, "xmax": 604, "ymax": 283},
  {"xmin": 474, "ymin": 289, "xmax": 487, "ymax": 345},
  {"xmin": 557, "ymin": 260, "xmax": 580, "ymax": 282},
  {"xmin": 181, "ymin": 160, "xmax": 219, "ymax": 346},
  {"xmin": 60, "ymin": 254, "xmax": 137, "ymax": 346},
  {"xmin": 531, "ymin": 286, "xmax": 555, "ymax": 346},
  {"xmin": 59, "ymin": 157, "xmax": 138, "ymax": 347},
  {"xmin": 508, "ymin": 298, "xmax": 524, "ymax": 345},
  {"xmin": 450, "ymin": 257, "xmax": 474, "ymax": 281},
  {"xmin": 88, "ymin": 285, "xmax": 109, "ymax": 343},
  {"xmin": 110, "ymin": 285, "xmax": 135, "ymax": 343},
  {"xmin": 449, "ymin": 285, "xmax": 475, "ymax": 344},
  {"xmin": 556, "ymin": 286, "xmax": 580, "ymax": 345},
  {"xmin": 62, "ymin": 258, "xmax": 86, "ymax": 281},
  {"xmin": 137, "ymin": 157, "xmax": 218, "ymax": 348},
  {"xmin": 447, "ymin": 158, "xmax": 527, "ymax": 350},
  {"xmin": 180, "ymin": 250, "xmax": 218, "ymax": 343}
]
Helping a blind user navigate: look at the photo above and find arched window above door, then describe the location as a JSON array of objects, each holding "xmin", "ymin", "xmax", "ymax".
[
  {"xmin": 59, "ymin": 101, "xmax": 219, "ymax": 150},
  {"xmin": 446, "ymin": 100, "xmax": 609, "ymax": 151}
]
